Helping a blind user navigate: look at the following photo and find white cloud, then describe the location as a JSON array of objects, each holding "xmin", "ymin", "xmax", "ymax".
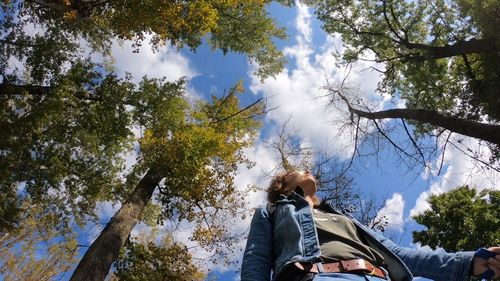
[
  {"xmin": 96, "ymin": 201, "xmax": 122, "ymax": 222},
  {"xmin": 295, "ymin": 3, "xmax": 313, "ymax": 44},
  {"xmin": 377, "ymin": 193, "xmax": 405, "ymax": 231},
  {"xmin": 92, "ymin": 36, "xmax": 198, "ymax": 83},
  {"xmin": 410, "ymin": 135, "xmax": 500, "ymax": 217},
  {"xmin": 249, "ymin": 2, "xmax": 386, "ymax": 161}
]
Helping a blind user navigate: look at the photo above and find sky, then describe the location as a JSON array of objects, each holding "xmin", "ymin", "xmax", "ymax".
[{"xmin": 7, "ymin": 1, "xmax": 499, "ymax": 281}]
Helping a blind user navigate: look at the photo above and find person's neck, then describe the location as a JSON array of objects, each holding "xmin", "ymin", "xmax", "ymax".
[
  {"xmin": 302, "ymin": 192, "xmax": 315, "ymax": 208},
  {"xmin": 297, "ymin": 185, "xmax": 316, "ymax": 208}
]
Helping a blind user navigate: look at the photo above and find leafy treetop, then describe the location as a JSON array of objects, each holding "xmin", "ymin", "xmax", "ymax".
[
  {"xmin": 412, "ymin": 186, "xmax": 500, "ymax": 251},
  {"xmin": 1, "ymin": 0, "xmax": 289, "ymax": 82}
]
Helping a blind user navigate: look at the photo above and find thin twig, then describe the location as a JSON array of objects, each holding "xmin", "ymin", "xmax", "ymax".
[{"xmin": 401, "ymin": 118, "xmax": 426, "ymax": 164}]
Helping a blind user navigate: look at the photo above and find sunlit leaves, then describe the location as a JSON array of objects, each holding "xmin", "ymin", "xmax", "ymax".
[
  {"xmin": 115, "ymin": 232, "xmax": 205, "ymax": 281},
  {"xmin": 0, "ymin": 200, "xmax": 79, "ymax": 281},
  {"xmin": 1, "ymin": 0, "xmax": 287, "ymax": 82},
  {"xmin": 133, "ymin": 79, "xmax": 261, "ymax": 264},
  {"xmin": 412, "ymin": 186, "xmax": 500, "ymax": 251}
]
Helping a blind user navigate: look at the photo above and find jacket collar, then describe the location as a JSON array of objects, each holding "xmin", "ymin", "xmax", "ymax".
[{"xmin": 275, "ymin": 191, "xmax": 310, "ymax": 210}]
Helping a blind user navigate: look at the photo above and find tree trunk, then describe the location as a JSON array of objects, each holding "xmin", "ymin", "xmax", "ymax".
[
  {"xmin": 351, "ymin": 107, "xmax": 500, "ymax": 146},
  {"xmin": 69, "ymin": 169, "xmax": 162, "ymax": 281},
  {"xmin": 407, "ymin": 38, "xmax": 499, "ymax": 60}
]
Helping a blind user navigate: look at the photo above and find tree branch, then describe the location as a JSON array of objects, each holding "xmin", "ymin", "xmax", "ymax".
[
  {"xmin": 211, "ymin": 98, "xmax": 263, "ymax": 123},
  {"xmin": 0, "ymin": 82, "xmax": 103, "ymax": 102},
  {"xmin": 372, "ymin": 118, "xmax": 420, "ymax": 162},
  {"xmin": 333, "ymin": 89, "xmax": 500, "ymax": 146},
  {"xmin": 404, "ymin": 38, "xmax": 500, "ymax": 59},
  {"xmin": 401, "ymin": 118, "xmax": 426, "ymax": 164}
]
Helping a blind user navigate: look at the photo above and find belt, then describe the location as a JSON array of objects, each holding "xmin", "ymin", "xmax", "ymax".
[{"xmin": 294, "ymin": 258, "xmax": 387, "ymax": 279}]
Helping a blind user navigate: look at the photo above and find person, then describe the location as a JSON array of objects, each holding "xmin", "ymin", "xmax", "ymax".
[{"xmin": 241, "ymin": 170, "xmax": 500, "ymax": 281}]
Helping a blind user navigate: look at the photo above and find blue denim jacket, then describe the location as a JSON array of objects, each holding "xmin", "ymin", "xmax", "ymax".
[{"xmin": 241, "ymin": 192, "xmax": 474, "ymax": 281}]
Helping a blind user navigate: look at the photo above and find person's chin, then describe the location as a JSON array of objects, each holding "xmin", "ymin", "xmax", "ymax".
[{"xmin": 304, "ymin": 178, "xmax": 316, "ymax": 187}]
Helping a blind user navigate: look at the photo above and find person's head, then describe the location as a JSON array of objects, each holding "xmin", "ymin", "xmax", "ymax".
[{"xmin": 266, "ymin": 170, "xmax": 319, "ymax": 205}]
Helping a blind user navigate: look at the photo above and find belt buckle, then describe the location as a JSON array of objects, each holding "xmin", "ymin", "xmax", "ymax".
[{"xmin": 363, "ymin": 260, "xmax": 375, "ymax": 274}]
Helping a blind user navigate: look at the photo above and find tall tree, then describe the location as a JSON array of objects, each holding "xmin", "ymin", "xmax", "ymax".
[
  {"xmin": 307, "ymin": 0, "xmax": 500, "ymax": 167},
  {"xmin": 0, "ymin": 0, "xmax": 291, "ymax": 278},
  {"xmin": 0, "ymin": 58, "xmax": 262, "ymax": 279},
  {"xmin": 412, "ymin": 186, "xmax": 500, "ymax": 251},
  {"xmin": 0, "ymin": 0, "xmax": 293, "ymax": 233},
  {"xmin": 69, "ymin": 78, "xmax": 262, "ymax": 281}
]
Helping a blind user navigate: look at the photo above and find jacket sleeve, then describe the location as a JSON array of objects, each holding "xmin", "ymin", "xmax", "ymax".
[
  {"xmin": 371, "ymin": 229, "xmax": 474, "ymax": 281},
  {"xmin": 241, "ymin": 207, "xmax": 273, "ymax": 281}
]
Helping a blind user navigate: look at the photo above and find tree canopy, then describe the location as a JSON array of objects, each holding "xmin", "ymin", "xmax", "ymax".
[
  {"xmin": 113, "ymin": 231, "xmax": 205, "ymax": 281},
  {"xmin": 0, "ymin": 199, "xmax": 79, "ymax": 281},
  {"xmin": 1, "ymin": 62, "xmax": 135, "ymax": 232},
  {"xmin": 1, "ymin": 0, "xmax": 288, "ymax": 82},
  {"xmin": 412, "ymin": 186, "xmax": 500, "ymax": 251},
  {"xmin": 1, "ymin": 53, "xmax": 264, "ymax": 279},
  {"xmin": 308, "ymin": 0, "xmax": 500, "ymax": 167}
]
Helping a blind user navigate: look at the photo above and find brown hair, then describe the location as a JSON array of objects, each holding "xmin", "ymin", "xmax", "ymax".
[{"xmin": 266, "ymin": 171, "xmax": 320, "ymax": 205}]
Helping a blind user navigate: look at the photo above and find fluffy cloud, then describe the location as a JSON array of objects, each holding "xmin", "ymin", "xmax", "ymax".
[
  {"xmin": 249, "ymin": 2, "xmax": 385, "ymax": 161},
  {"xmin": 91, "ymin": 37, "xmax": 198, "ymax": 83},
  {"xmin": 410, "ymin": 135, "xmax": 500, "ymax": 217},
  {"xmin": 377, "ymin": 193, "xmax": 405, "ymax": 231}
]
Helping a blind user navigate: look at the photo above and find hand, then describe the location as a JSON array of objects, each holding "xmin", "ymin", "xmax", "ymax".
[{"xmin": 472, "ymin": 247, "xmax": 500, "ymax": 279}]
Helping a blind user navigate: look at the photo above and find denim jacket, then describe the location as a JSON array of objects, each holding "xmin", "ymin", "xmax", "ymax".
[{"xmin": 241, "ymin": 192, "xmax": 474, "ymax": 281}]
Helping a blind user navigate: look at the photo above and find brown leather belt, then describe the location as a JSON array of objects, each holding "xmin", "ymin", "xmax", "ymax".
[{"xmin": 294, "ymin": 258, "xmax": 387, "ymax": 279}]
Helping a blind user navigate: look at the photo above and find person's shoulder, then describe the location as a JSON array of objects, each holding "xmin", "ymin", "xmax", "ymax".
[{"xmin": 251, "ymin": 203, "xmax": 272, "ymax": 218}]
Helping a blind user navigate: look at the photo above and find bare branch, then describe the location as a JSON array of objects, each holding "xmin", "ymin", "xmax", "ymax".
[
  {"xmin": 437, "ymin": 131, "xmax": 453, "ymax": 175},
  {"xmin": 401, "ymin": 118, "xmax": 426, "ymax": 164},
  {"xmin": 211, "ymin": 98, "xmax": 263, "ymax": 123},
  {"xmin": 331, "ymin": 89, "xmax": 500, "ymax": 146},
  {"xmin": 372, "ymin": 119, "xmax": 420, "ymax": 162},
  {"xmin": 447, "ymin": 141, "xmax": 500, "ymax": 173}
]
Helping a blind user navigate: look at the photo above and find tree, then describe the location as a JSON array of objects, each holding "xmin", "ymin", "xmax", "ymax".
[
  {"xmin": 0, "ymin": 55, "xmax": 263, "ymax": 279},
  {"xmin": 0, "ymin": 63, "xmax": 139, "ymax": 233},
  {"xmin": 307, "ymin": 0, "xmax": 500, "ymax": 167},
  {"xmin": 113, "ymin": 230, "xmax": 205, "ymax": 281},
  {"xmin": 0, "ymin": 0, "xmax": 293, "ymax": 237},
  {"xmin": 327, "ymin": 86, "xmax": 500, "ymax": 173},
  {"xmin": 412, "ymin": 186, "xmax": 500, "ymax": 251},
  {"xmin": 0, "ymin": 0, "xmax": 288, "ymax": 82},
  {"xmin": 333, "ymin": 89, "xmax": 500, "ymax": 147},
  {"xmin": 69, "ymin": 78, "xmax": 263, "ymax": 281}
]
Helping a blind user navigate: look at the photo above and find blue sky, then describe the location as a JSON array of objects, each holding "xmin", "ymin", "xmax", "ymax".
[{"xmin": 8, "ymin": 2, "xmax": 498, "ymax": 281}]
